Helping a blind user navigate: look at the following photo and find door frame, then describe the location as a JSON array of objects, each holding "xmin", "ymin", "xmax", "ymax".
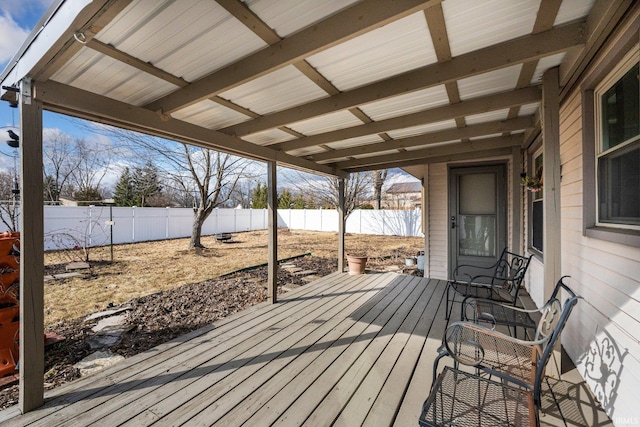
[{"xmin": 448, "ymin": 163, "xmax": 508, "ymax": 278}]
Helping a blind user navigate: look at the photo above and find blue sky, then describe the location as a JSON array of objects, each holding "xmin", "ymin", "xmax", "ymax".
[{"xmin": 0, "ymin": 0, "xmax": 88, "ymax": 168}]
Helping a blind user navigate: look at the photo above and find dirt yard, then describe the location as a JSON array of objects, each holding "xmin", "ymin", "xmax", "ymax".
[
  {"xmin": 0, "ymin": 230, "xmax": 423, "ymax": 410},
  {"xmin": 44, "ymin": 229, "xmax": 423, "ymax": 325}
]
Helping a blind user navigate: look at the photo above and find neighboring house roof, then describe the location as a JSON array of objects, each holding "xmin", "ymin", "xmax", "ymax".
[{"xmin": 386, "ymin": 182, "xmax": 421, "ymax": 194}]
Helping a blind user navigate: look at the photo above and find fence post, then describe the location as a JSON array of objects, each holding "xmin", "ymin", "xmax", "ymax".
[
  {"xmin": 166, "ymin": 207, "xmax": 170, "ymax": 238},
  {"xmin": 132, "ymin": 206, "xmax": 135, "ymax": 242},
  {"xmin": 88, "ymin": 205, "xmax": 93, "ymax": 247}
]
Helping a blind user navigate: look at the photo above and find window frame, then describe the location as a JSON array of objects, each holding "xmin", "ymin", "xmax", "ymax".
[
  {"xmin": 530, "ymin": 148, "xmax": 544, "ymax": 253},
  {"xmin": 593, "ymin": 48, "xmax": 640, "ymax": 230},
  {"xmin": 582, "ymin": 37, "xmax": 640, "ymax": 248}
]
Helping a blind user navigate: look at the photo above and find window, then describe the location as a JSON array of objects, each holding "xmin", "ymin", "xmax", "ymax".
[
  {"xmin": 531, "ymin": 152, "xmax": 543, "ymax": 252},
  {"xmin": 595, "ymin": 49, "xmax": 640, "ymax": 229}
]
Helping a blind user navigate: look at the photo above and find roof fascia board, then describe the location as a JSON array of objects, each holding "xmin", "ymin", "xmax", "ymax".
[
  {"xmin": 275, "ymin": 86, "xmax": 541, "ymax": 152},
  {"xmin": 560, "ymin": 0, "xmax": 634, "ymax": 98},
  {"xmin": 221, "ymin": 20, "xmax": 585, "ymax": 137},
  {"xmin": 36, "ymin": 80, "xmax": 348, "ymax": 178},
  {"xmin": 145, "ymin": 0, "xmax": 442, "ymax": 114},
  {"xmin": 311, "ymin": 116, "xmax": 535, "ymax": 162},
  {"xmin": 1, "ymin": 0, "xmax": 95, "ymax": 98},
  {"xmin": 335, "ymin": 135, "xmax": 522, "ymax": 169}
]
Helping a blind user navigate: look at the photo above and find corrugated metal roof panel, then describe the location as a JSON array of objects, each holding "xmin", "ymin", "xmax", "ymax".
[
  {"xmin": 288, "ymin": 146, "xmax": 328, "ymax": 157},
  {"xmin": 465, "ymin": 109, "xmax": 509, "ymax": 125},
  {"xmin": 359, "ymin": 85, "xmax": 450, "ymax": 121},
  {"xmin": 470, "ymin": 133, "xmax": 503, "ymax": 140},
  {"xmin": 555, "ymin": 0, "xmax": 595, "ymax": 25},
  {"xmin": 353, "ymin": 149, "xmax": 398, "ymax": 159},
  {"xmin": 219, "ymin": 65, "xmax": 328, "ymax": 115},
  {"xmin": 386, "ymin": 120, "xmax": 457, "ymax": 139},
  {"xmin": 405, "ymin": 140, "xmax": 458, "ymax": 151},
  {"xmin": 457, "ymin": 65, "xmax": 522, "ymax": 101},
  {"xmin": 325, "ymin": 134, "xmax": 384, "ymax": 150},
  {"xmin": 245, "ymin": 0, "xmax": 361, "ymax": 38},
  {"xmin": 519, "ymin": 103, "xmax": 539, "ymax": 116},
  {"xmin": 530, "ymin": 53, "xmax": 566, "ymax": 84},
  {"xmin": 97, "ymin": 0, "xmax": 267, "ymax": 82},
  {"xmin": 243, "ymin": 128, "xmax": 296, "ymax": 145},
  {"xmin": 443, "ymin": 0, "xmax": 540, "ymax": 57},
  {"xmin": 288, "ymin": 110, "xmax": 363, "ymax": 135},
  {"xmin": 306, "ymin": 12, "xmax": 437, "ymax": 91},
  {"xmin": 51, "ymin": 48, "xmax": 176, "ymax": 106},
  {"xmin": 171, "ymin": 100, "xmax": 250, "ymax": 129}
]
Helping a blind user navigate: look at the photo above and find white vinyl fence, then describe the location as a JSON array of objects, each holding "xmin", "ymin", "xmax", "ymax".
[{"xmin": 4, "ymin": 206, "xmax": 422, "ymax": 250}]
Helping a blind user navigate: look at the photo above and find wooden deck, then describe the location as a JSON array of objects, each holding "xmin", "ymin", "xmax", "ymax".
[{"xmin": 0, "ymin": 272, "xmax": 612, "ymax": 426}]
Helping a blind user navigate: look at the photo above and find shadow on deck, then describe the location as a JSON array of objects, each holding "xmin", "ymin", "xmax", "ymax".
[{"xmin": 0, "ymin": 272, "xmax": 611, "ymax": 426}]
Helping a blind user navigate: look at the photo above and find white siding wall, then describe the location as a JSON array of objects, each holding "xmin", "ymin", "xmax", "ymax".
[
  {"xmin": 427, "ymin": 163, "xmax": 448, "ymax": 279},
  {"xmin": 560, "ymin": 83, "xmax": 640, "ymax": 424}
]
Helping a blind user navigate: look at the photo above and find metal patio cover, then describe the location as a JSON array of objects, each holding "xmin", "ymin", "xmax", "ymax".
[{"xmin": 0, "ymin": 0, "xmax": 627, "ymax": 178}]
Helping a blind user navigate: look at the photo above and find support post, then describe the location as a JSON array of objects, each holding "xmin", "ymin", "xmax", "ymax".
[
  {"xmin": 511, "ymin": 146, "xmax": 522, "ymax": 254},
  {"xmin": 19, "ymin": 78, "xmax": 45, "ymax": 412},
  {"xmin": 267, "ymin": 161, "xmax": 278, "ymax": 303},
  {"xmin": 542, "ymin": 67, "xmax": 563, "ymax": 378},
  {"xmin": 422, "ymin": 166, "xmax": 429, "ymax": 276},
  {"xmin": 542, "ymin": 67, "xmax": 562, "ymax": 301},
  {"xmin": 338, "ymin": 178, "xmax": 345, "ymax": 273}
]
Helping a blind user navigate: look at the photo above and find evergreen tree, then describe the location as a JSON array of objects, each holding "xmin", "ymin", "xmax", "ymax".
[
  {"xmin": 251, "ymin": 183, "xmax": 268, "ymax": 208},
  {"xmin": 114, "ymin": 167, "xmax": 135, "ymax": 206},
  {"xmin": 278, "ymin": 188, "xmax": 293, "ymax": 209},
  {"xmin": 292, "ymin": 193, "xmax": 306, "ymax": 209},
  {"xmin": 132, "ymin": 161, "xmax": 163, "ymax": 206}
]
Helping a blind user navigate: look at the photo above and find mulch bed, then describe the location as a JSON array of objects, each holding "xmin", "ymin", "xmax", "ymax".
[{"xmin": 0, "ymin": 255, "xmax": 346, "ymax": 410}]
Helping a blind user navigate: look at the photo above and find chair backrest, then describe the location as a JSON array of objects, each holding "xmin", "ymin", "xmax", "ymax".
[
  {"xmin": 493, "ymin": 250, "xmax": 532, "ymax": 299},
  {"xmin": 533, "ymin": 276, "xmax": 580, "ymax": 405}
]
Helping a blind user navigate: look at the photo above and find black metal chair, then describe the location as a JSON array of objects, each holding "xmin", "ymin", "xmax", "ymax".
[
  {"xmin": 461, "ymin": 276, "xmax": 572, "ymax": 339},
  {"xmin": 446, "ymin": 248, "xmax": 532, "ymax": 320},
  {"xmin": 420, "ymin": 277, "xmax": 580, "ymax": 427}
]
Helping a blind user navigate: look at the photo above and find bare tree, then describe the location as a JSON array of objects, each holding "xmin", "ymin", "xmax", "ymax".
[
  {"xmin": 372, "ymin": 169, "xmax": 388, "ymax": 209},
  {"xmin": 99, "ymin": 126, "xmax": 252, "ymax": 248},
  {"xmin": 295, "ymin": 171, "xmax": 373, "ymax": 228},
  {"xmin": 0, "ymin": 171, "xmax": 19, "ymax": 231},
  {"xmin": 42, "ymin": 130, "xmax": 78, "ymax": 202},
  {"xmin": 67, "ymin": 138, "xmax": 111, "ymax": 201}
]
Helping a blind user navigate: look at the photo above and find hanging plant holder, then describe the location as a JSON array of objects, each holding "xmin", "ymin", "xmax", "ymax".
[{"xmin": 521, "ymin": 165, "xmax": 543, "ymax": 192}]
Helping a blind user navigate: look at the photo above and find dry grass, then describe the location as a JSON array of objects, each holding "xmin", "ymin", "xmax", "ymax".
[{"xmin": 44, "ymin": 230, "xmax": 423, "ymax": 325}]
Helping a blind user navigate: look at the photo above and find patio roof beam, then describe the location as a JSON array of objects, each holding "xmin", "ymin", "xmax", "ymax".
[
  {"xmin": 335, "ymin": 135, "xmax": 522, "ymax": 170},
  {"xmin": 144, "ymin": 0, "xmax": 442, "ymax": 114},
  {"xmin": 348, "ymin": 147, "xmax": 514, "ymax": 172},
  {"xmin": 35, "ymin": 80, "xmax": 348, "ymax": 178},
  {"xmin": 310, "ymin": 116, "xmax": 535, "ymax": 162},
  {"xmin": 274, "ymin": 87, "xmax": 541, "ymax": 152},
  {"xmin": 221, "ymin": 21, "xmax": 585, "ymax": 138}
]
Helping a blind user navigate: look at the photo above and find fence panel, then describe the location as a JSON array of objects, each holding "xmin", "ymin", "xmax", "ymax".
[{"xmin": 7, "ymin": 206, "xmax": 422, "ymax": 251}]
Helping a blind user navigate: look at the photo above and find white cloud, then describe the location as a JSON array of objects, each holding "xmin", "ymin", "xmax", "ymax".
[{"xmin": 0, "ymin": 13, "xmax": 30, "ymax": 65}]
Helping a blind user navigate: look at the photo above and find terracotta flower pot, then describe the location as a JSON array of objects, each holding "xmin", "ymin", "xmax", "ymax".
[{"xmin": 347, "ymin": 255, "xmax": 367, "ymax": 275}]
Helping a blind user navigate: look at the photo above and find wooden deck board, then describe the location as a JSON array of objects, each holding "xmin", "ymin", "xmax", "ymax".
[{"xmin": 0, "ymin": 272, "xmax": 610, "ymax": 426}]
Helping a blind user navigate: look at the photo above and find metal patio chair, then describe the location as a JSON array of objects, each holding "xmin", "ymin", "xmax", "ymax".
[
  {"xmin": 446, "ymin": 248, "xmax": 532, "ymax": 320},
  {"xmin": 420, "ymin": 278, "xmax": 580, "ymax": 427},
  {"xmin": 461, "ymin": 276, "xmax": 573, "ymax": 339}
]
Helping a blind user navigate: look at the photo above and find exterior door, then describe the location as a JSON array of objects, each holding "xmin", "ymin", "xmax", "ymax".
[{"xmin": 449, "ymin": 165, "xmax": 507, "ymax": 280}]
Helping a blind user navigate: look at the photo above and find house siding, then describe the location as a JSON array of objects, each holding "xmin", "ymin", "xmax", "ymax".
[
  {"xmin": 557, "ymin": 30, "xmax": 640, "ymax": 423},
  {"xmin": 427, "ymin": 163, "xmax": 448, "ymax": 279}
]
